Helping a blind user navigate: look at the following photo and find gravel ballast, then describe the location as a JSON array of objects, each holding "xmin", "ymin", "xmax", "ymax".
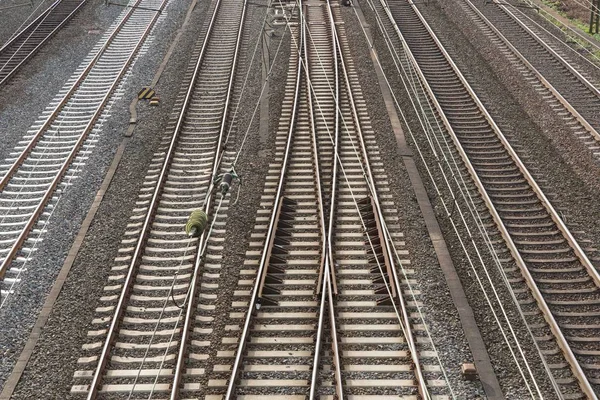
[
  {"xmin": 2, "ymin": 0, "xmax": 281, "ymax": 397},
  {"xmin": 0, "ymin": 1, "xmax": 122, "ymax": 162},
  {"xmin": 339, "ymin": 4, "xmax": 490, "ymax": 398},
  {"xmin": 420, "ymin": 0, "xmax": 600, "ymax": 262},
  {"xmin": 351, "ymin": 0, "xmax": 600, "ymax": 397},
  {"xmin": 0, "ymin": 0, "xmax": 213, "ymax": 395},
  {"xmin": 0, "ymin": 0, "xmax": 65, "ymax": 47},
  {"xmin": 5, "ymin": 0, "xmax": 586, "ymax": 396}
]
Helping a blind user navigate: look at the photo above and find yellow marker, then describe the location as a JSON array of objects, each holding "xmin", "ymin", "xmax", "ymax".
[{"xmin": 137, "ymin": 87, "xmax": 155, "ymax": 100}]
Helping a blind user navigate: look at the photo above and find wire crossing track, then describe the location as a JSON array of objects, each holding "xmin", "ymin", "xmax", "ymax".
[
  {"xmin": 216, "ymin": 0, "xmax": 449, "ymax": 398},
  {"xmin": 71, "ymin": 0, "xmax": 246, "ymax": 396},
  {"xmin": 7, "ymin": 0, "xmax": 600, "ymax": 395},
  {"xmin": 0, "ymin": 0, "xmax": 87, "ymax": 87},
  {"xmin": 0, "ymin": 0, "xmax": 167, "ymax": 300},
  {"xmin": 458, "ymin": 0, "xmax": 600, "ymax": 161},
  {"xmin": 381, "ymin": 0, "xmax": 600, "ymax": 397}
]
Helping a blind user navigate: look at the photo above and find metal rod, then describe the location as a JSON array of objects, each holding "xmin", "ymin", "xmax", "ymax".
[
  {"xmin": 339, "ymin": 0, "xmax": 429, "ymax": 396},
  {"xmin": 309, "ymin": 1, "xmax": 342, "ymax": 398},
  {"xmin": 394, "ymin": 0, "xmax": 599, "ymax": 396},
  {"xmin": 306, "ymin": 0, "xmax": 328, "ymax": 296},
  {"xmin": 326, "ymin": 0, "xmax": 340, "ymax": 296}
]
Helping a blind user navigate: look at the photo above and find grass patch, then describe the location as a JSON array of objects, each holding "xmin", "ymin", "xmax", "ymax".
[{"xmin": 533, "ymin": 0, "xmax": 600, "ymax": 58}]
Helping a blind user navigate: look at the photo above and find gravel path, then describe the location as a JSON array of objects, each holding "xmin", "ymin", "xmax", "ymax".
[{"xmin": 0, "ymin": 0, "xmax": 212, "ymax": 395}]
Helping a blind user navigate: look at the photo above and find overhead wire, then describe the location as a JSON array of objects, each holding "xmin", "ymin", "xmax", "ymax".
[
  {"xmin": 121, "ymin": 0, "xmax": 573, "ymax": 396},
  {"xmin": 125, "ymin": 237, "xmax": 195, "ymax": 399},
  {"xmin": 2, "ymin": 0, "xmax": 56, "ymax": 44},
  {"xmin": 287, "ymin": 0, "xmax": 447, "ymax": 396},
  {"xmin": 366, "ymin": 0, "xmax": 556, "ymax": 394},
  {"xmin": 505, "ymin": 0, "xmax": 600, "ymax": 65},
  {"xmin": 0, "ymin": 132, "xmax": 98, "ymax": 308},
  {"xmin": 0, "ymin": 0, "xmax": 161, "ymax": 307},
  {"xmin": 225, "ymin": 0, "xmax": 296, "ymax": 169},
  {"xmin": 0, "ymin": 83, "xmax": 104, "ymax": 307},
  {"xmin": 126, "ymin": 0, "xmax": 298, "ymax": 395},
  {"xmin": 298, "ymin": 0, "xmax": 476, "ymax": 394},
  {"xmin": 358, "ymin": 0, "xmax": 563, "ymax": 395},
  {"xmin": 0, "ymin": 7, "xmax": 55, "ymax": 75},
  {"xmin": 364, "ymin": 0, "xmax": 550, "ymax": 396}
]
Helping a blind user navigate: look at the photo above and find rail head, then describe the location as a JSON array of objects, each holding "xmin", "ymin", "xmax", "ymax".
[
  {"xmin": 224, "ymin": 4, "xmax": 305, "ymax": 398},
  {"xmin": 305, "ymin": 28, "xmax": 328, "ymax": 296},
  {"xmin": 462, "ymin": 0, "xmax": 600, "ymax": 144},
  {"xmin": 0, "ymin": 0, "xmax": 88, "ymax": 86},
  {"xmin": 0, "ymin": 0, "xmax": 139, "ymax": 196},
  {"xmin": 0, "ymin": 0, "xmax": 60, "ymax": 53},
  {"xmin": 408, "ymin": 0, "xmax": 600, "ymax": 293},
  {"xmin": 384, "ymin": 0, "xmax": 598, "ymax": 397},
  {"xmin": 169, "ymin": 0, "xmax": 248, "ymax": 398},
  {"xmin": 308, "ymin": 1, "xmax": 342, "ymax": 398},
  {"xmin": 331, "ymin": 3, "xmax": 430, "ymax": 397},
  {"xmin": 85, "ymin": 0, "xmax": 224, "ymax": 396},
  {"xmin": 497, "ymin": 0, "xmax": 600, "ymax": 99},
  {"xmin": 0, "ymin": 0, "xmax": 159, "ymax": 282}
]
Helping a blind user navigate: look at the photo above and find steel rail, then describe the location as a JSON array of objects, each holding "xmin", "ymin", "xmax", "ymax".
[
  {"xmin": 335, "ymin": 3, "xmax": 429, "ymax": 397},
  {"xmin": 0, "ymin": 0, "xmax": 87, "ymax": 86},
  {"xmin": 310, "ymin": 271, "xmax": 341, "ymax": 400},
  {"xmin": 337, "ymin": 16, "xmax": 399, "ymax": 303},
  {"xmin": 461, "ymin": 0, "xmax": 600, "ymax": 144},
  {"xmin": 224, "ymin": 4, "xmax": 305, "ymax": 397},
  {"xmin": 306, "ymin": 1, "xmax": 327, "ymax": 300},
  {"xmin": 0, "ymin": 0, "xmax": 158, "ymax": 281},
  {"xmin": 407, "ymin": 0, "xmax": 600, "ymax": 293},
  {"xmin": 497, "ymin": 0, "xmax": 600, "ymax": 97},
  {"xmin": 385, "ymin": 0, "xmax": 599, "ymax": 396},
  {"xmin": 524, "ymin": 0, "xmax": 600, "ymax": 56},
  {"xmin": 169, "ymin": 0, "xmax": 247, "ymax": 396},
  {"xmin": 311, "ymin": 0, "xmax": 339, "ymax": 297},
  {"xmin": 84, "ymin": 0, "xmax": 225, "ymax": 395},
  {"xmin": 0, "ymin": 0, "xmax": 60, "ymax": 53},
  {"xmin": 257, "ymin": 197, "xmax": 287, "ymax": 298},
  {"xmin": 0, "ymin": 0, "xmax": 135, "ymax": 196},
  {"xmin": 308, "ymin": 0, "xmax": 342, "ymax": 397},
  {"xmin": 324, "ymin": 0, "xmax": 340, "ymax": 298}
]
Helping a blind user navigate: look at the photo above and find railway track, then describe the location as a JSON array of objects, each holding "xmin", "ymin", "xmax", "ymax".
[
  {"xmin": 70, "ymin": 0, "xmax": 453, "ymax": 397},
  {"xmin": 0, "ymin": 0, "xmax": 87, "ymax": 87},
  {"xmin": 0, "ymin": 0, "xmax": 167, "ymax": 302},
  {"xmin": 456, "ymin": 0, "xmax": 600, "ymax": 161},
  {"xmin": 206, "ymin": 0, "xmax": 448, "ymax": 398},
  {"xmin": 374, "ymin": 0, "xmax": 600, "ymax": 397},
  {"xmin": 71, "ymin": 0, "xmax": 245, "ymax": 396}
]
